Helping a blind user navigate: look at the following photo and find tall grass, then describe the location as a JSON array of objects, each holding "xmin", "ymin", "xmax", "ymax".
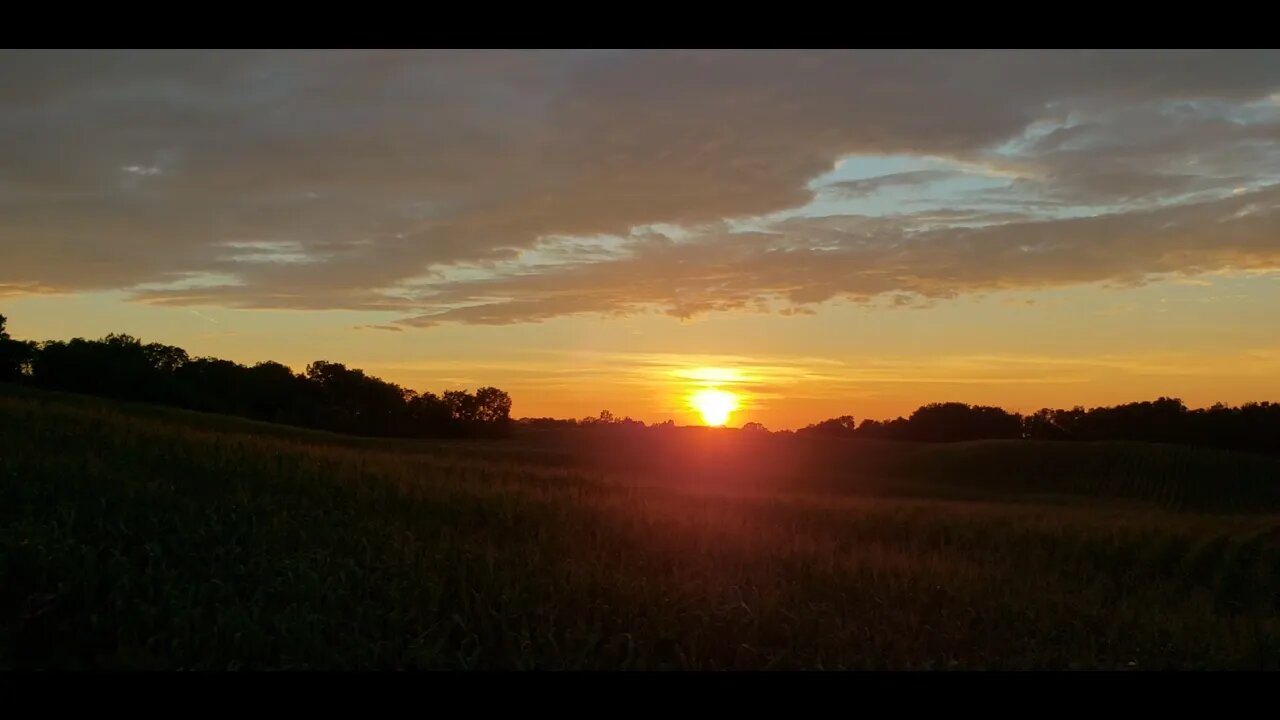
[{"xmin": 3, "ymin": 388, "xmax": 1280, "ymax": 669}]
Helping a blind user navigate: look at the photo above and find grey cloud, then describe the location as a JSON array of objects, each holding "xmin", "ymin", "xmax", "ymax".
[
  {"xmin": 986, "ymin": 100, "xmax": 1280, "ymax": 207},
  {"xmin": 395, "ymin": 185, "xmax": 1280, "ymax": 326},
  {"xmin": 2, "ymin": 50, "xmax": 1279, "ymax": 319}
]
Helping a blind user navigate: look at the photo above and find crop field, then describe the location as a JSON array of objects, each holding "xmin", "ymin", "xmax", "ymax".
[{"xmin": 3, "ymin": 385, "xmax": 1280, "ymax": 669}]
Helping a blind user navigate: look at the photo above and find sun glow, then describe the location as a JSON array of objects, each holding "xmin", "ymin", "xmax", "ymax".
[{"xmin": 690, "ymin": 388, "xmax": 740, "ymax": 427}]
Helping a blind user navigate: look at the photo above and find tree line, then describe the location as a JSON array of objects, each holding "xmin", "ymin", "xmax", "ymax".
[
  {"xmin": 795, "ymin": 399, "xmax": 1279, "ymax": 456},
  {"xmin": 522, "ymin": 400, "xmax": 1278, "ymax": 456},
  {"xmin": 0, "ymin": 314, "xmax": 512, "ymax": 438},
  {"xmin": 4, "ymin": 314, "xmax": 1276, "ymax": 454}
]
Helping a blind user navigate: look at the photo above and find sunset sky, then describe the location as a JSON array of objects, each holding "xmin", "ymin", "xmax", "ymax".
[{"xmin": 3, "ymin": 50, "xmax": 1280, "ymax": 428}]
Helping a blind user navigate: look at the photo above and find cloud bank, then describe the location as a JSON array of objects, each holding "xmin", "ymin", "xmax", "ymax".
[{"xmin": 2, "ymin": 50, "xmax": 1278, "ymax": 324}]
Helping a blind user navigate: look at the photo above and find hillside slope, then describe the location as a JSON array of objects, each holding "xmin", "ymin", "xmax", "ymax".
[{"xmin": 4, "ymin": 386, "xmax": 1280, "ymax": 669}]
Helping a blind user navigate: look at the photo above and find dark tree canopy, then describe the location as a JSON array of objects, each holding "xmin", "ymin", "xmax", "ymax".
[
  {"xmin": 906, "ymin": 402, "xmax": 1023, "ymax": 442},
  {"xmin": 0, "ymin": 314, "xmax": 35, "ymax": 382},
  {"xmin": 797, "ymin": 415, "xmax": 858, "ymax": 437},
  {"xmin": 799, "ymin": 398, "xmax": 1278, "ymax": 456},
  {"xmin": 1, "ymin": 317, "xmax": 512, "ymax": 439}
]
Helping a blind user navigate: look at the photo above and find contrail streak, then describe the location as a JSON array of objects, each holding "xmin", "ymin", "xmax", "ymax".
[{"xmin": 188, "ymin": 309, "xmax": 220, "ymax": 325}]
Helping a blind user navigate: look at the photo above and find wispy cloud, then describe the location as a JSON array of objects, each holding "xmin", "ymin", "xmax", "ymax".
[
  {"xmin": 822, "ymin": 170, "xmax": 962, "ymax": 197},
  {"xmin": 390, "ymin": 185, "xmax": 1280, "ymax": 326}
]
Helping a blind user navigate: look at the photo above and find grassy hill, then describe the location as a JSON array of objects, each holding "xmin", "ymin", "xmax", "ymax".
[{"xmin": 3, "ymin": 384, "xmax": 1280, "ymax": 669}]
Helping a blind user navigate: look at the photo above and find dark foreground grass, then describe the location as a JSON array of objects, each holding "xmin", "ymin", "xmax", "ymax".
[{"xmin": 3, "ymin": 387, "xmax": 1280, "ymax": 669}]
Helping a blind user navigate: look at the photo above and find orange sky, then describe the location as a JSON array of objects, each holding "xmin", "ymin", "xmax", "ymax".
[
  {"xmin": 3, "ymin": 51, "xmax": 1280, "ymax": 429},
  {"xmin": 7, "ymin": 272, "xmax": 1280, "ymax": 430}
]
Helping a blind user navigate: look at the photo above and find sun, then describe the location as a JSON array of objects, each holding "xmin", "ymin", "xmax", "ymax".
[{"xmin": 690, "ymin": 388, "xmax": 740, "ymax": 427}]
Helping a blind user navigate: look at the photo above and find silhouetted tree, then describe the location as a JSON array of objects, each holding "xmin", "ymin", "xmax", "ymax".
[
  {"xmin": 474, "ymin": 386, "xmax": 513, "ymax": 425},
  {"xmin": 905, "ymin": 402, "xmax": 1022, "ymax": 442},
  {"xmin": 443, "ymin": 390, "xmax": 481, "ymax": 423},
  {"xmin": 0, "ymin": 314, "xmax": 35, "ymax": 382},
  {"xmin": 242, "ymin": 361, "xmax": 314, "ymax": 425},
  {"xmin": 797, "ymin": 415, "xmax": 858, "ymax": 437},
  {"xmin": 855, "ymin": 418, "xmax": 884, "ymax": 436},
  {"xmin": 173, "ymin": 357, "xmax": 254, "ymax": 415},
  {"xmin": 575, "ymin": 409, "xmax": 648, "ymax": 434},
  {"xmin": 517, "ymin": 416, "xmax": 580, "ymax": 430},
  {"xmin": 304, "ymin": 360, "xmax": 415, "ymax": 436},
  {"xmin": 868, "ymin": 417, "xmax": 918, "ymax": 440},
  {"xmin": 6, "ymin": 314, "xmax": 513, "ymax": 440},
  {"xmin": 1022, "ymin": 408, "xmax": 1069, "ymax": 440},
  {"xmin": 407, "ymin": 391, "xmax": 454, "ymax": 435},
  {"xmin": 779, "ymin": 399, "xmax": 1276, "ymax": 454},
  {"xmin": 31, "ymin": 334, "xmax": 166, "ymax": 401}
]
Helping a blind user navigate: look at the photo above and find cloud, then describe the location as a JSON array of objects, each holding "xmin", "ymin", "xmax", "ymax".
[
  {"xmin": 395, "ymin": 185, "xmax": 1280, "ymax": 326},
  {"xmin": 823, "ymin": 170, "xmax": 962, "ymax": 197},
  {"xmin": 1, "ymin": 50, "xmax": 1279, "ymax": 323},
  {"xmin": 0, "ymin": 281, "xmax": 67, "ymax": 298},
  {"xmin": 980, "ymin": 100, "xmax": 1280, "ymax": 207}
]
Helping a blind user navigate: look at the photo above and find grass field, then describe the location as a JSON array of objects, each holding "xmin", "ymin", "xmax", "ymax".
[{"xmin": 3, "ymin": 383, "xmax": 1280, "ymax": 669}]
